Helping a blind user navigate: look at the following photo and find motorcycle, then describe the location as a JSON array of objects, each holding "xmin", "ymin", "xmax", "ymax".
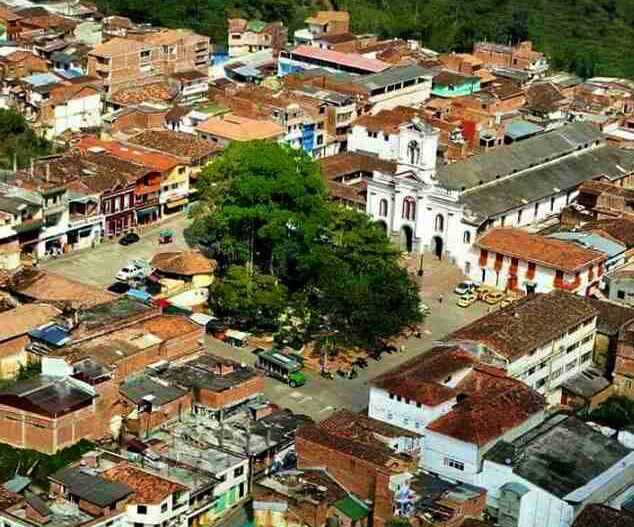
[{"xmin": 320, "ymin": 370, "xmax": 334, "ymax": 380}]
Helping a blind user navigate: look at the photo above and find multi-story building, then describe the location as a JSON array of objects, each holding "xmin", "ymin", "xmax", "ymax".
[
  {"xmin": 87, "ymin": 28, "xmax": 210, "ymax": 94},
  {"xmin": 473, "ymin": 41, "xmax": 549, "ymax": 79},
  {"xmin": 227, "ymin": 18, "xmax": 287, "ymax": 58},
  {"xmin": 293, "ymin": 11, "xmax": 350, "ymax": 47}
]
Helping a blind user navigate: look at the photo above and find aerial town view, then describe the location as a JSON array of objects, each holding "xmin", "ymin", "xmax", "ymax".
[{"xmin": 2, "ymin": 1, "xmax": 634, "ymax": 526}]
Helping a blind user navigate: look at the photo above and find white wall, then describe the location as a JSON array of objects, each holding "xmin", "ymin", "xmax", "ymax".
[
  {"xmin": 348, "ymin": 125, "xmax": 400, "ymax": 159},
  {"xmin": 368, "ymin": 79, "xmax": 432, "ymax": 114},
  {"xmin": 52, "ymin": 93, "xmax": 102, "ymax": 137}
]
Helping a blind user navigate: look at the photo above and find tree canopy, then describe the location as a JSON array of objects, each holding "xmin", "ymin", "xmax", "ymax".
[
  {"xmin": 0, "ymin": 109, "xmax": 53, "ymax": 170},
  {"xmin": 95, "ymin": 0, "xmax": 634, "ymax": 79},
  {"xmin": 192, "ymin": 140, "xmax": 422, "ymax": 348},
  {"xmin": 590, "ymin": 395, "xmax": 634, "ymax": 430}
]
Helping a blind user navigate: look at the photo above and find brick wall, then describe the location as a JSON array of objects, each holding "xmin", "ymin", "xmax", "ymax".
[
  {"xmin": 197, "ymin": 375, "xmax": 264, "ymax": 411},
  {"xmin": 122, "ymin": 392, "xmax": 193, "ymax": 436}
]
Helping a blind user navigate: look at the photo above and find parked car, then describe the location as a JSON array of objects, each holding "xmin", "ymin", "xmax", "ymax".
[
  {"xmin": 476, "ymin": 284, "xmax": 495, "ymax": 300},
  {"xmin": 115, "ymin": 263, "xmax": 146, "ymax": 282},
  {"xmin": 485, "ymin": 290, "xmax": 506, "ymax": 305},
  {"xmin": 107, "ymin": 281, "xmax": 131, "ymax": 294},
  {"xmin": 454, "ymin": 280, "xmax": 477, "ymax": 295},
  {"xmin": 119, "ymin": 232, "xmax": 140, "ymax": 246},
  {"xmin": 457, "ymin": 293, "xmax": 477, "ymax": 308}
]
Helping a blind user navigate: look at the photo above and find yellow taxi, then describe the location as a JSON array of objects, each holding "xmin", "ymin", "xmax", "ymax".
[
  {"xmin": 485, "ymin": 290, "xmax": 506, "ymax": 305},
  {"xmin": 457, "ymin": 292, "xmax": 477, "ymax": 308}
]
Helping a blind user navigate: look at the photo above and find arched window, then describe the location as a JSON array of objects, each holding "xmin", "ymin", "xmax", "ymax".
[
  {"xmin": 434, "ymin": 214, "xmax": 444, "ymax": 233},
  {"xmin": 407, "ymin": 140, "xmax": 420, "ymax": 165},
  {"xmin": 402, "ymin": 197, "xmax": 416, "ymax": 221},
  {"xmin": 463, "ymin": 231, "xmax": 471, "ymax": 244},
  {"xmin": 378, "ymin": 198, "xmax": 388, "ymax": 217}
]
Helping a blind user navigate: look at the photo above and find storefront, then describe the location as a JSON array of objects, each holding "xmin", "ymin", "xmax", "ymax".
[
  {"xmin": 136, "ymin": 206, "xmax": 160, "ymax": 226},
  {"xmin": 163, "ymin": 197, "xmax": 189, "ymax": 216}
]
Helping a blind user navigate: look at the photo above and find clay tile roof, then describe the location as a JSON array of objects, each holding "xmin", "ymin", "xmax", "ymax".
[
  {"xmin": 10, "ymin": 268, "xmax": 115, "ymax": 308},
  {"xmin": 526, "ymin": 82, "xmax": 566, "ymax": 112},
  {"xmin": 573, "ymin": 504, "xmax": 634, "ymax": 527},
  {"xmin": 228, "ymin": 18, "xmax": 248, "ymax": 32},
  {"xmin": 170, "ymin": 69, "xmax": 208, "ymax": 82},
  {"xmin": 318, "ymin": 151, "xmax": 397, "ymax": 181},
  {"xmin": 196, "ymin": 114, "xmax": 284, "ymax": 141},
  {"xmin": 0, "ymin": 4, "xmax": 21, "ymax": 21},
  {"xmin": 353, "ymin": 106, "xmax": 423, "ymax": 135},
  {"xmin": 127, "ymin": 130, "xmax": 218, "ymax": 161},
  {"xmin": 134, "ymin": 314, "xmax": 201, "ymax": 341},
  {"xmin": 150, "ymin": 251, "xmax": 216, "ymax": 276},
  {"xmin": 76, "ymin": 136, "xmax": 182, "ymax": 172},
  {"xmin": 476, "ymin": 228, "xmax": 606, "ymax": 273},
  {"xmin": 109, "ymin": 82, "xmax": 176, "ymax": 106},
  {"xmin": 426, "ymin": 368, "xmax": 545, "ymax": 445},
  {"xmin": 447, "ymin": 291, "xmax": 598, "ymax": 361},
  {"xmin": 581, "ymin": 218, "xmax": 634, "ymax": 247},
  {"xmin": 328, "ymin": 180, "xmax": 367, "ymax": 204},
  {"xmin": 101, "ymin": 464, "xmax": 186, "ymax": 505},
  {"xmin": 0, "ymin": 487, "xmax": 22, "ymax": 510},
  {"xmin": 297, "ymin": 424, "xmax": 393, "ymax": 467},
  {"xmin": 320, "ymin": 409, "xmax": 419, "ymax": 439},
  {"xmin": 370, "ymin": 346, "xmax": 478, "ymax": 406},
  {"xmin": 0, "ymin": 304, "xmax": 61, "ymax": 342},
  {"xmin": 434, "ymin": 70, "xmax": 479, "ymax": 85}
]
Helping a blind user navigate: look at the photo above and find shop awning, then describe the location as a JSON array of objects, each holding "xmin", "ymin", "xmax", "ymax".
[
  {"xmin": 136, "ymin": 206, "xmax": 159, "ymax": 218},
  {"xmin": 165, "ymin": 198, "xmax": 188, "ymax": 209}
]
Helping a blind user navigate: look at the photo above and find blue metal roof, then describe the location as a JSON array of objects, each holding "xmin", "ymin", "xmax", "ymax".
[
  {"xmin": 549, "ymin": 232, "xmax": 626, "ymax": 258},
  {"xmin": 28, "ymin": 324, "xmax": 71, "ymax": 347},
  {"xmin": 505, "ymin": 120, "xmax": 544, "ymax": 140},
  {"xmin": 23, "ymin": 72, "xmax": 61, "ymax": 87}
]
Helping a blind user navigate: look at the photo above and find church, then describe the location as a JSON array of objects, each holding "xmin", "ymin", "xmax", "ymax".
[{"xmin": 319, "ymin": 108, "xmax": 634, "ymax": 280}]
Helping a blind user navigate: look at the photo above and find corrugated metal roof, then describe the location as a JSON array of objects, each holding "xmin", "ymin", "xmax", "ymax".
[
  {"xmin": 355, "ymin": 65, "xmax": 432, "ymax": 91},
  {"xmin": 289, "ymin": 45, "xmax": 389, "ymax": 73}
]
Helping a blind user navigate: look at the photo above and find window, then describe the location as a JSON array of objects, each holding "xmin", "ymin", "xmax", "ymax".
[
  {"xmin": 123, "ymin": 194, "xmax": 130, "ymax": 209},
  {"xmin": 534, "ymin": 202, "xmax": 539, "ymax": 218},
  {"xmin": 378, "ymin": 198, "xmax": 388, "ymax": 217},
  {"xmin": 566, "ymin": 359, "xmax": 577, "ymax": 372},
  {"xmin": 618, "ymin": 290, "xmax": 626, "ymax": 300},
  {"xmin": 161, "ymin": 503, "xmax": 168, "ymax": 513},
  {"xmin": 104, "ymin": 200, "xmax": 111, "ymax": 214},
  {"xmin": 582, "ymin": 334, "xmax": 593, "ymax": 344},
  {"xmin": 536, "ymin": 377, "xmax": 547, "ymax": 388},
  {"xmin": 528, "ymin": 366, "xmax": 536, "ymax": 376},
  {"xmin": 581, "ymin": 352, "xmax": 592, "ymax": 363},
  {"xmin": 552, "ymin": 367, "xmax": 563, "ymax": 380},
  {"xmin": 114, "ymin": 197, "xmax": 121, "ymax": 212},
  {"xmin": 234, "ymin": 466, "xmax": 244, "ymax": 478},
  {"xmin": 500, "ymin": 215, "xmax": 506, "ymax": 227},
  {"xmin": 396, "ymin": 396, "xmax": 402, "ymax": 402},
  {"xmin": 137, "ymin": 505, "xmax": 147, "ymax": 515},
  {"xmin": 550, "ymin": 196, "xmax": 556, "ymax": 211},
  {"xmin": 402, "ymin": 197, "xmax": 416, "ymax": 221},
  {"xmin": 434, "ymin": 214, "xmax": 444, "ymax": 232},
  {"xmin": 517, "ymin": 209, "xmax": 523, "ymax": 224},
  {"xmin": 444, "ymin": 458, "xmax": 465, "ymax": 471},
  {"xmin": 567, "ymin": 342, "xmax": 579, "ymax": 354},
  {"xmin": 407, "ymin": 140, "xmax": 420, "ymax": 165},
  {"xmin": 463, "ymin": 231, "xmax": 471, "ymax": 244},
  {"xmin": 140, "ymin": 50, "xmax": 151, "ymax": 59},
  {"xmin": 388, "ymin": 393, "xmax": 395, "ymax": 400}
]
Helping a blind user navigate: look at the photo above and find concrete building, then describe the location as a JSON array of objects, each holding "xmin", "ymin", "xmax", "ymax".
[
  {"xmin": 473, "ymin": 41, "xmax": 549, "ymax": 79},
  {"xmin": 482, "ymin": 415, "xmax": 634, "ymax": 527},
  {"xmin": 227, "ymin": 19, "xmax": 287, "ymax": 58},
  {"xmin": 293, "ymin": 11, "xmax": 350, "ymax": 47}
]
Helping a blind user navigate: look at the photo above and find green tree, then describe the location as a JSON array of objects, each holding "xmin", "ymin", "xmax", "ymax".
[
  {"xmin": 385, "ymin": 518, "xmax": 411, "ymax": 527},
  {"xmin": 0, "ymin": 109, "xmax": 53, "ymax": 169},
  {"xmin": 214, "ymin": 264, "xmax": 288, "ymax": 329},
  {"xmin": 194, "ymin": 140, "xmax": 422, "ymax": 347},
  {"xmin": 590, "ymin": 395, "xmax": 634, "ymax": 430},
  {"xmin": 191, "ymin": 140, "xmax": 327, "ymax": 282}
]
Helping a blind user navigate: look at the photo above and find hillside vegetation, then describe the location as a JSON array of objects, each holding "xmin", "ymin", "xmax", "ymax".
[{"xmin": 95, "ymin": 0, "xmax": 634, "ymax": 79}]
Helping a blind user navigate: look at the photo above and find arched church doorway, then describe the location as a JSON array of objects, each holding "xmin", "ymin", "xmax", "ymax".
[
  {"xmin": 432, "ymin": 235, "xmax": 443, "ymax": 259},
  {"xmin": 400, "ymin": 225, "xmax": 413, "ymax": 253}
]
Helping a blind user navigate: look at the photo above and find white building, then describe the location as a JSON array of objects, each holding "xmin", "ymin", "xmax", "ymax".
[
  {"xmin": 473, "ymin": 228, "xmax": 607, "ymax": 296},
  {"xmin": 481, "ymin": 414, "xmax": 634, "ymax": 527},
  {"xmin": 322, "ymin": 118, "xmax": 634, "ymax": 276}
]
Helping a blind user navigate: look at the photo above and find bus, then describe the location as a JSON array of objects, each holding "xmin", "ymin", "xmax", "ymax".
[{"xmin": 256, "ymin": 350, "xmax": 306, "ymax": 387}]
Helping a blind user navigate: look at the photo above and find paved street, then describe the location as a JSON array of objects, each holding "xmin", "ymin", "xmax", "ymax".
[
  {"xmin": 41, "ymin": 216, "xmax": 489, "ymax": 421},
  {"xmin": 41, "ymin": 215, "xmax": 192, "ymax": 287},
  {"xmin": 203, "ymin": 285, "xmax": 489, "ymax": 421}
]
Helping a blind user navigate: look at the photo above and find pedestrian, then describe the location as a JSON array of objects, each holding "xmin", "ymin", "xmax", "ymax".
[{"xmin": 438, "ymin": 294, "xmax": 443, "ymax": 304}]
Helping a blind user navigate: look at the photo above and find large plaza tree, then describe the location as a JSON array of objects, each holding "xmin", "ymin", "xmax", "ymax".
[{"xmin": 192, "ymin": 141, "xmax": 422, "ymax": 349}]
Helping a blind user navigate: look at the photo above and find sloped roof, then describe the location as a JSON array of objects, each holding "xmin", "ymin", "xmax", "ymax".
[
  {"xmin": 101, "ymin": 464, "xmax": 186, "ymax": 505},
  {"xmin": 447, "ymin": 291, "xmax": 598, "ymax": 361},
  {"xmin": 151, "ymin": 251, "xmax": 216, "ymax": 276},
  {"xmin": 476, "ymin": 228, "xmax": 606, "ymax": 272},
  {"xmin": 290, "ymin": 45, "xmax": 389, "ymax": 74},
  {"xmin": 318, "ymin": 151, "xmax": 397, "ymax": 181},
  {"xmin": 573, "ymin": 505, "xmax": 634, "ymax": 527},
  {"xmin": 426, "ymin": 367, "xmax": 545, "ymax": 446},
  {"xmin": 50, "ymin": 467, "xmax": 133, "ymax": 507},
  {"xmin": 0, "ymin": 304, "xmax": 61, "ymax": 342},
  {"xmin": 438, "ymin": 121, "xmax": 602, "ymax": 191},
  {"xmin": 89, "ymin": 37, "xmax": 146, "ymax": 57},
  {"xmin": 196, "ymin": 114, "xmax": 284, "ymax": 141},
  {"xmin": 127, "ymin": 130, "xmax": 218, "ymax": 161}
]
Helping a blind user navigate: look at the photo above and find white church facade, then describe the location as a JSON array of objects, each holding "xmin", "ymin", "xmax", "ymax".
[{"xmin": 321, "ymin": 111, "xmax": 634, "ymax": 286}]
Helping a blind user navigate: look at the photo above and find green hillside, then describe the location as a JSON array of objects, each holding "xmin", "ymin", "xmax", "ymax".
[{"xmin": 95, "ymin": 0, "xmax": 634, "ymax": 78}]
